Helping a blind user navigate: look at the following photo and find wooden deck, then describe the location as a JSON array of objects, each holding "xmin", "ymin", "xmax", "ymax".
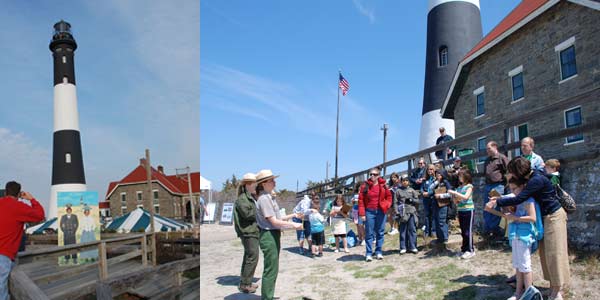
[{"xmin": 10, "ymin": 233, "xmax": 199, "ymax": 300}]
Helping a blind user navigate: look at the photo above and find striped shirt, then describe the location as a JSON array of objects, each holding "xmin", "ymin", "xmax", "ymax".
[{"xmin": 456, "ymin": 184, "xmax": 474, "ymax": 211}]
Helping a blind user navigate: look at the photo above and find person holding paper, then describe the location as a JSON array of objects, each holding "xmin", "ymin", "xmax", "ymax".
[
  {"xmin": 330, "ymin": 194, "xmax": 349, "ymax": 253},
  {"xmin": 254, "ymin": 170, "xmax": 302, "ymax": 300}
]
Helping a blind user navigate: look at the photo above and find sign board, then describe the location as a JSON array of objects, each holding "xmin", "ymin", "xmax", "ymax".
[
  {"xmin": 57, "ymin": 191, "xmax": 100, "ymax": 266},
  {"xmin": 204, "ymin": 202, "xmax": 217, "ymax": 223},
  {"xmin": 220, "ymin": 202, "xmax": 234, "ymax": 223}
]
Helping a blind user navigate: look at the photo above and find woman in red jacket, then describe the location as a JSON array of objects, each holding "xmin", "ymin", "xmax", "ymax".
[{"xmin": 358, "ymin": 167, "xmax": 392, "ymax": 261}]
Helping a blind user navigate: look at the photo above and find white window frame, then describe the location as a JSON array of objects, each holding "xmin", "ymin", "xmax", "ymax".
[
  {"xmin": 473, "ymin": 86, "xmax": 485, "ymax": 119},
  {"xmin": 120, "ymin": 192, "xmax": 126, "ymax": 204},
  {"xmin": 62, "ymin": 56, "xmax": 67, "ymax": 63},
  {"xmin": 439, "ymin": 46, "xmax": 448, "ymax": 67},
  {"xmin": 154, "ymin": 204, "xmax": 160, "ymax": 215},
  {"xmin": 65, "ymin": 153, "xmax": 71, "ymax": 163},
  {"xmin": 508, "ymin": 65, "xmax": 524, "ymax": 103},
  {"xmin": 136, "ymin": 191, "xmax": 143, "ymax": 202},
  {"xmin": 476, "ymin": 136, "xmax": 487, "ymax": 165},
  {"xmin": 563, "ymin": 106, "xmax": 584, "ymax": 145},
  {"xmin": 555, "ymin": 36, "xmax": 577, "ymax": 83},
  {"xmin": 121, "ymin": 207, "xmax": 127, "ymax": 215}
]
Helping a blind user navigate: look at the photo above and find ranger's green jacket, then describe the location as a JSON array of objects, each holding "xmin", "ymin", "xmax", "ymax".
[{"xmin": 234, "ymin": 191, "xmax": 259, "ymax": 238}]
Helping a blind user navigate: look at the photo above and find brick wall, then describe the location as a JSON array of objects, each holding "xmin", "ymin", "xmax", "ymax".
[
  {"xmin": 108, "ymin": 182, "xmax": 184, "ymax": 219},
  {"xmin": 450, "ymin": 2, "xmax": 600, "ymax": 249}
]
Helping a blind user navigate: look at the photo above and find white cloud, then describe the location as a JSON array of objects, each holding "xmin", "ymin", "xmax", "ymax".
[
  {"xmin": 353, "ymin": 0, "xmax": 376, "ymax": 23},
  {"xmin": 202, "ymin": 64, "xmax": 337, "ymax": 137},
  {"xmin": 0, "ymin": 128, "xmax": 51, "ymax": 210}
]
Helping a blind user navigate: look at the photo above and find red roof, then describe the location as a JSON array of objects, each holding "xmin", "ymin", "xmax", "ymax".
[
  {"xmin": 99, "ymin": 202, "xmax": 110, "ymax": 209},
  {"xmin": 105, "ymin": 161, "xmax": 200, "ymax": 199},
  {"xmin": 165, "ymin": 172, "xmax": 201, "ymax": 194},
  {"xmin": 463, "ymin": 0, "xmax": 549, "ymax": 61}
]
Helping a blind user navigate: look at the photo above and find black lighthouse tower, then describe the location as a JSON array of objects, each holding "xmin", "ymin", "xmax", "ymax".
[
  {"xmin": 49, "ymin": 20, "xmax": 87, "ymax": 218},
  {"xmin": 419, "ymin": 0, "xmax": 482, "ymax": 154}
]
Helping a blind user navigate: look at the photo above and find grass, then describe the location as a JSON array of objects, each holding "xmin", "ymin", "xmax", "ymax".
[
  {"xmin": 400, "ymin": 263, "xmax": 471, "ymax": 300},
  {"xmin": 352, "ymin": 265, "xmax": 395, "ymax": 279},
  {"xmin": 364, "ymin": 289, "xmax": 404, "ymax": 300}
]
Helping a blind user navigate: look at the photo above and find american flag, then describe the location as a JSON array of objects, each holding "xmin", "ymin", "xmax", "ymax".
[{"xmin": 339, "ymin": 73, "xmax": 350, "ymax": 96}]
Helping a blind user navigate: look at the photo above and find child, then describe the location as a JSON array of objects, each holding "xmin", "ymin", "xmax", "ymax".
[
  {"xmin": 351, "ymin": 194, "xmax": 365, "ymax": 246},
  {"xmin": 395, "ymin": 174, "xmax": 420, "ymax": 254},
  {"xmin": 491, "ymin": 178, "xmax": 539, "ymax": 300},
  {"xmin": 432, "ymin": 170, "xmax": 452, "ymax": 244},
  {"xmin": 330, "ymin": 195, "xmax": 349, "ymax": 253},
  {"xmin": 545, "ymin": 159, "xmax": 561, "ymax": 186},
  {"xmin": 309, "ymin": 201, "xmax": 326, "ymax": 257},
  {"xmin": 447, "ymin": 169, "xmax": 475, "ymax": 259}
]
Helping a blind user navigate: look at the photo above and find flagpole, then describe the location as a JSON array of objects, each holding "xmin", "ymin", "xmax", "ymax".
[{"xmin": 335, "ymin": 70, "xmax": 341, "ymax": 184}]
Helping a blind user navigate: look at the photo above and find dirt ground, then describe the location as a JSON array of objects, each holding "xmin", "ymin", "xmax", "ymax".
[{"xmin": 200, "ymin": 223, "xmax": 599, "ymax": 300}]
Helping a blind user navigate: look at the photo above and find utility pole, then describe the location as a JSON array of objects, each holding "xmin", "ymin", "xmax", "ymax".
[
  {"xmin": 144, "ymin": 149, "xmax": 157, "ymax": 266},
  {"xmin": 326, "ymin": 161, "xmax": 330, "ymax": 181},
  {"xmin": 186, "ymin": 166, "xmax": 196, "ymax": 225},
  {"xmin": 381, "ymin": 123, "xmax": 389, "ymax": 176}
]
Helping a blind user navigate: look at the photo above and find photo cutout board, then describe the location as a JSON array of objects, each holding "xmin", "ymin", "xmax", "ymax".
[{"xmin": 57, "ymin": 191, "xmax": 100, "ymax": 266}]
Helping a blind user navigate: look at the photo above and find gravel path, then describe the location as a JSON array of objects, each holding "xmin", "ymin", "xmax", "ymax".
[{"xmin": 200, "ymin": 224, "xmax": 599, "ymax": 300}]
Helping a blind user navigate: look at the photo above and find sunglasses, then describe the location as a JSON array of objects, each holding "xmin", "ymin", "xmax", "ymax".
[{"xmin": 369, "ymin": 173, "xmax": 379, "ymax": 176}]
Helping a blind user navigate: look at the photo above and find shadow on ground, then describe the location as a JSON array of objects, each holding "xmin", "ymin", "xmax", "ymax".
[
  {"xmin": 216, "ymin": 275, "xmax": 259, "ymax": 286},
  {"xmin": 443, "ymin": 274, "xmax": 514, "ymax": 300},
  {"xmin": 224, "ymin": 293, "xmax": 261, "ymax": 300},
  {"xmin": 336, "ymin": 254, "xmax": 364, "ymax": 262}
]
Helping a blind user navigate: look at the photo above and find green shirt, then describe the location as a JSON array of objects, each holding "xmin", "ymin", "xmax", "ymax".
[
  {"xmin": 456, "ymin": 184, "xmax": 474, "ymax": 211},
  {"xmin": 233, "ymin": 190, "xmax": 259, "ymax": 238}
]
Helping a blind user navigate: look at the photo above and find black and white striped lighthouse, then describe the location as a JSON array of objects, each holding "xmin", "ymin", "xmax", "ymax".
[
  {"xmin": 419, "ymin": 0, "xmax": 482, "ymax": 152},
  {"xmin": 49, "ymin": 20, "xmax": 86, "ymax": 218}
]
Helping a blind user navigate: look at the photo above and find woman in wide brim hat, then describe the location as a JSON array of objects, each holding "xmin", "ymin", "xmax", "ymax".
[
  {"xmin": 233, "ymin": 173, "xmax": 260, "ymax": 294},
  {"xmin": 254, "ymin": 169, "xmax": 301, "ymax": 300}
]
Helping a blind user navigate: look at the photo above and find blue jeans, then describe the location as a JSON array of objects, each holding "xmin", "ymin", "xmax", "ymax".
[
  {"xmin": 483, "ymin": 183, "xmax": 505, "ymax": 235},
  {"xmin": 433, "ymin": 204, "xmax": 449, "ymax": 242},
  {"xmin": 0, "ymin": 255, "xmax": 14, "ymax": 300},
  {"xmin": 365, "ymin": 208, "xmax": 386, "ymax": 256},
  {"xmin": 399, "ymin": 214, "xmax": 417, "ymax": 251},
  {"xmin": 422, "ymin": 197, "xmax": 436, "ymax": 237}
]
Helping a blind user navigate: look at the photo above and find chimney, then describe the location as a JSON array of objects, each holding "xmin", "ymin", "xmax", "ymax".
[
  {"xmin": 158, "ymin": 165, "xmax": 164, "ymax": 174},
  {"xmin": 139, "ymin": 158, "xmax": 146, "ymax": 166}
]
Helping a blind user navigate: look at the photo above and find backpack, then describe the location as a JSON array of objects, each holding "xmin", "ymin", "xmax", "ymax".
[
  {"xmin": 519, "ymin": 285, "xmax": 543, "ymax": 300},
  {"xmin": 555, "ymin": 184, "xmax": 576, "ymax": 214}
]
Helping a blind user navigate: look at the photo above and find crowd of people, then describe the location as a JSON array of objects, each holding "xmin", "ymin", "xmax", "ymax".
[{"xmin": 232, "ymin": 136, "xmax": 571, "ymax": 300}]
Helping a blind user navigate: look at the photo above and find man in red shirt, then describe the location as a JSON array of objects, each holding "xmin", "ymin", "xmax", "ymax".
[
  {"xmin": 0, "ymin": 181, "xmax": 45, "ymax": 299},
  {"xmin": 358, "ymin": 168, "xmax": 392, "ymax": 262}
]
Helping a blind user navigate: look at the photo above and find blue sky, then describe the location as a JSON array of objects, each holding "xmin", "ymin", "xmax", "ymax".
[
  {"xmin": 201, "ymin": 0, "xmax": 521, "ymax": 193},
  {"xmin": 0, "ymin": 1, "xmax": 199, "ymax": 212}
]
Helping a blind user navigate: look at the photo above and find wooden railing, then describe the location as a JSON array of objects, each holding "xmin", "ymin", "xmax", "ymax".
[
  {"xmin": 11, "ymin": 232, "xmax": 156, "ymax": 300},
  {"xmin": 299, "ymin": 87, "xmax": 600, "ymax": 197}
]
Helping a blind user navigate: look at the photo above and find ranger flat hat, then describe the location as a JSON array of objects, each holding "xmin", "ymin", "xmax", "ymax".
[
  {"xmin": 240, "ymin": 173, "xmax": 257, "ymax": 183},
  {"xmin": 256, "ymin": 169, "xmax": 279, "ymax": 183}
]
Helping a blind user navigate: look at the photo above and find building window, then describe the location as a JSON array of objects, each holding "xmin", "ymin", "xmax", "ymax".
[
  {"xmin": 439, "ymin": 46, "xmax": 448, "ymax": 67},
  {"xmin": 565, "ymin": 107, "xmax": 583, "ymax": 144},
  {"xmin": 511, "ymin": 73, "xmax": 524, "ymax": 101},
  {"xmin": 136, "ymin": 204, "xmax": 143, "ymax": 209},
  {"xmin": 477, "ymin": 137, "xmax": 487, "ymax": 164},
  {"xmin": 505, "ymin": 123, "xmax": 528, "ymax": 157},
  {"xmin": 508, "ymin": 65, "xmax": 524, "ymax": 102},
  {"xmin": 555, "ymin": 37, "xmax": 577, "ymax": 81},
  {"xmin": 121, "ymin": 207, "xmax": 127, "ymax": 215},
  {"xmin": 559, "ymin": 46, "xmax": 577, "ymax": 80},
  {"xmin": 120, "ymin": 193, "xmax": 126, "ymax": 205},
  {"xmin": 62, "ymin": 76, "xmax": 68, "ymax": 84},
  {"xmin": 65, "ymin": 153, "xmax": 71, "ymax": 163},
  {"xmin": 62, "ymin": 56, "xmax": 67, "ymax": 63},
  {"xmin": 473, "ymin": 86, "xmax": 484, "ymax": 117},
  {"xmin": 136, "ymin": 191, "xmax": 142, "ymax": 202},
  {"xmin": 154, "ymin": 205, "xmax": 160, "ymax": 215},
  {"xmin": 153, "ymin": 190, "xmax": 159, "ymax": 205}
]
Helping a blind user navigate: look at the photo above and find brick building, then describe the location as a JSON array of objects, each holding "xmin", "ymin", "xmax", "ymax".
[
  {"xmin": 440, "ymin": 0, "xmax": 600, "ymax": 248},
  {"xmin": 104, "ymin": 159, "xmax": 201, "ymax": 220}
]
